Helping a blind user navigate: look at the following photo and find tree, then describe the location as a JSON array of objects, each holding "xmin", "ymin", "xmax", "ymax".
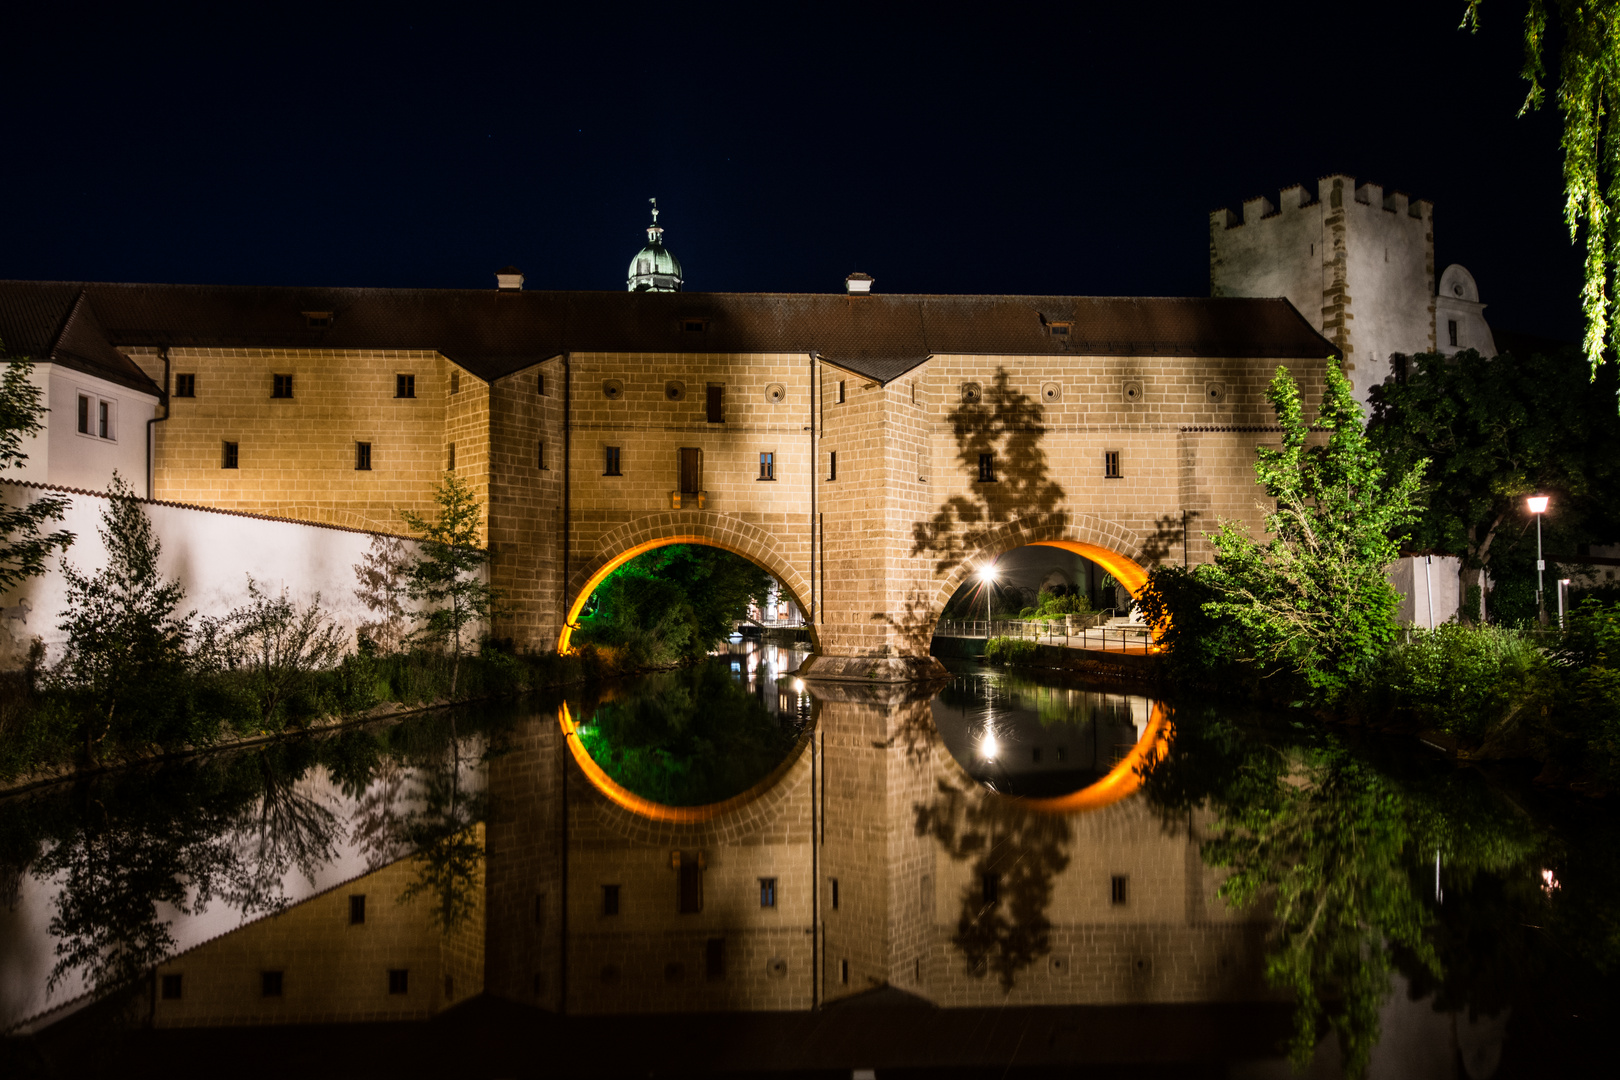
[
  {"xmin": 1143, "ymin": 366, "xmax": 1426, "ymax": 700},
  {"xmin": 399, "ymin": 474, "xmax": 499, "ymax": 695},
  {"xmin": 55, "ymin": 473, "xmax": 194, "ymax": 759},
  {"xmin": 574, "ymin": 544, "xmax": 772, "ymax": 666},
  {"xmin": 1367, "ymin": 348, "xmax": 1620, "ymax": 620},
  {"xmin": 353, "ymin": 533, "xmax": 410, "ymax": 652},
  {"xmin": 1463, "ymin": 1, "xmax": 1620, "ymax": 390},
  {"xmin": 0, "ymin": 356, "xmax": 74, "ymax": 590},
  {"xmin": 206, "ymin": 576, "xmax": 346, "ymax": 725}
]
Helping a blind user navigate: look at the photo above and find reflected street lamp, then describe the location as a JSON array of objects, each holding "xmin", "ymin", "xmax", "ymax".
[
  {"xmin": 979, "ymin": 563, "xmax": 998, "ymax": 640},
  {"xmin": 1528, "ymin": 495, "xmax": 1549, "ymax": 625}
]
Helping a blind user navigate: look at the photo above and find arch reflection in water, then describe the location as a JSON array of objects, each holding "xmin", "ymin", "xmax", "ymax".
[
  {"xmin": 561, "ymin": 640, "xmax": 813, "ymax": 819},
  {"xmin": 932, "ymin": 671, "xmax": 1157, "ymax": 801}
]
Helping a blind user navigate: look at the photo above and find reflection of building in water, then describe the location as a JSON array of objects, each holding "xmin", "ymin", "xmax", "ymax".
[{"xmin": 151, "ymin": 829, "xmax": 484, "ymax": 1027}]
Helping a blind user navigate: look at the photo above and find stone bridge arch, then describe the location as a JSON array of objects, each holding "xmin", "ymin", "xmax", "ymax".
[
  {"xmin": 558, "ymin": 512, "xmax": 815, "ymax": 653},
  {"xmin": 925, "ymin": 512, "xmax": 1154, "ymax": 629}
]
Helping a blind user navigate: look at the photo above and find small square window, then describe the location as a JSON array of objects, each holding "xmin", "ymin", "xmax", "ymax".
[
  {"xmin": 388, "ymin": 968, "xmax": 409, "ymax": 995},
  {"xmin": 77, "ymin": 394, "xmax": 90, "ymax": 433},
  {"xmin": 759, "ymin": 451, "xmax": 775, "ymax": 481},
  {"xmin": 1110, "ymin": 875, "xmax": 1129, "ymax": 906},
  {"xmin": 705, "ymin": 937, "xmax": 725, "ymax": 981},
  {"xmin": 828, "ymin": 451, "xmax": 837, "ymax": 482},
  {"xmin": 303, "ymin": 311, "xmax": 333, "ymax": 328},
  {"xmin": 1049, "ymin": 322, "xmax": 1071, "ymax": 337},
  {"xmin": 98, "ymin": 400, "xmax": 111, "ymax": 439},
  {"xmin": 450, "ymin": 371, "xmax": 461, "ymax": 395},
  {"xmin": 1056, "ymin": 746, "xmax": 1067, "ymax": 763},
  {"xmin": 447, "ymin": 443, "xmax": 456, "ymax": 471},
  {"xmin": 396, "ymin": 374, "xmax": 415, "ymax": 399},
  {"xmin": 830, "ymin": 877, "xmax": 840, "ymax": 910},
  {"xmin": 605, "ymin": 446, "xmax": 622, "ymax": 476},
  {"xmin": 982, "ymin": 872, "xmax": 1000, "ymax": 905},
  {"xmin": 349, "ymin": 895, "xmax": 366, "ymax": 925},
  {"xmin": 222, "ymin": 441, "xmax": 239, "ymax": 469},
  {"xmin": 261, "ymin": 970, "xmax": 284, "ymax": 997},
  {"xmin": 1032, "ymin": 747, "xmax": 1042, "ymax": 763},
  {"xmin": 759, "ymin": 878, "xmax": 777, "ymax": 907},
  {"xmin": 272, "ymin": 374, "xmax": 293, "ymax": 399},
  {"xmin": 161, "ymin": 973, "xmax": 183, "ymax": 1000},
  {"xmin": 682, "ymin": 319, "xmax": 707, "ymax": 333},
  {"xmin": 537, "ymin": 371, "xmax": 546, "ymax": 396},
  {"xmin": 837, "ymin": 380, "xmax": 846, "ymax": 404},
  {"xmin": 1104, "ymin": 450, "xmax": 1122, "ymax": 479},
  {"xmin": 1448, "ymin": 319, "xmax": 1459, "ymax": 347},
  {"xmin": 602, "ymin": 884, "xmax": 621, "ymax": 915},
  {"xmin": 840, "ymin": 959, "xmax": 850, "ymax": 985},
  {"xmin": 538, "ymin": 440, "xmax": 547, "ymax": 470},
  {"xmin": 174, "ymin": 373, "xmax": 196, "ymax": 398},
  {"xmin": 706, "ymin": 384, "xmax": 724, "ymax": 424},
  {"xmin": 977, "ymin": 453, "xmax": 996, "ymax": 482},
  {"xmin": 356, "ymin": 442, "xmax": 372, "ymax": 471}
]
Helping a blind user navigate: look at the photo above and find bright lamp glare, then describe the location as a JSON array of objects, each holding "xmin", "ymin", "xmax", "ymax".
[
  {"xmin": 792, "ymin": 678, "xmax": 805, "ymax": 694},
  {"xmin": 1527, "ymin": 495, "xmax": 1550, "ymax": 514},
  {"xmin": 979, "ymin": 729, "xmax": 999, "ymax": 760},
  {"xmin": 978, "ymin": 564, "xmax": 997, "ymax": 582}
]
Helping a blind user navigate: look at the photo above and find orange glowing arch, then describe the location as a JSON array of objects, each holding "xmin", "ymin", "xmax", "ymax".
[
  {"xmin": 1016, "ymin": 700, "xmax": 1171, "ymax": 814},
  {"xmin": 1025, "ymin": 540, "xmax": 1149, "ymax": 598},
  {"xmin": 558, "ymin": 701, "xmax": 812, "ymax": 823},
  {"xmin": 557, "ymin": 536, "xmax": 815, "ymax": 654}
]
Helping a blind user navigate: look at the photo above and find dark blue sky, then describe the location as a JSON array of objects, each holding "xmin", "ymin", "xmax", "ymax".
[{"xmin": 1, "ymin": 2, "xmax": 1580, "ymax": 339}]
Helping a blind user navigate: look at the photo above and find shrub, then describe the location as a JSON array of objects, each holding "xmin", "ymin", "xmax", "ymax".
[
  {"xmin": 983, "ymin": 636, "xmax": 1039, "ymax": 665},
  {"xmin": 1363, "ymin": 623, "xmax": 1546, "ymax": 738}
]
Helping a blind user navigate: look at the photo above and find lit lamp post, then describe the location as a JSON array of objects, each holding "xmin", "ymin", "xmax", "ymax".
[
  {"xmin": 979, "ymin": 563, "xmax": 998, "ymax": 640},
  {"xmin": 1527, "ymin": 494, "xmax": 1549, "ymax": 625}
]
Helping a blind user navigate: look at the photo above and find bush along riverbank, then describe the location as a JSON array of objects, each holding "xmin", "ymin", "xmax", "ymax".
[{"xmin": 1125, "ymin": 365, "xmax": 1620, "ymax": 792}]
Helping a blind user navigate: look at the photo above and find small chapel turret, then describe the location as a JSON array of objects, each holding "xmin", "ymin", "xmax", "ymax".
[{"xmin": 627, "ymin": 198, "xmax": 683, "ymax": 292}]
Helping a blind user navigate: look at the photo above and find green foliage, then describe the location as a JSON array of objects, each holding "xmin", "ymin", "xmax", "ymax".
[
  {"xmin": 0, "ymin": 357, "xmax": 74, "ymax": 590},
  {"xmin": 572, "ymin": 660, "xmax": 806, "ymax": 805},
  {"xmin": 573, "ymin": 544, "xmax": 772, "ymax": 667},
  {"xmin": 1148, "ymin": 366, "xmax": 1424, "ymax": 700},
  {"xmin": 53, "ymin": 474, "xmax": 199, "ymax": 759},
  {"xmin": 399, "ymin": 474, "xmax": 501, "ymax": 695},
  {"xmin": 202, "ymin": 576, "xmax": 347, "ymax": 726},
  {"xmin": 1368, "ymin": 348, "xmax": 1620, "ymax": 618},
  {"xmin": 1465, "ymin": 0, "xmax": 1620, "ymax": 385},
  {"xmin": 982, "ymin": 636, "xmax": 1039, "ymax": 665},
  {"xmin": 1018, "ymin": 588, "xmax": 1092, "ymax": 620},
  {"xmin": 1362, "ymin": 622, "xmax": 1548, "ymax": 738}
]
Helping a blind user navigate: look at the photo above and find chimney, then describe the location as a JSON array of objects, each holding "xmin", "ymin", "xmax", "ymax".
[
  {"xmin": 845, "ymin": 272, "xmax": 873, "ymax": 295},
  {"xmin": 495, "ymin": 265, "xmax": 524, "ymax": 291}
]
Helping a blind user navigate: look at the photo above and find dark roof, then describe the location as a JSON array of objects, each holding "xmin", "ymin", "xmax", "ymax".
[
  {"xmin": 0, "ymin": 285, "xmax": 163, "ymax": 396},
  {"xmin": 0, "ymin": 282, "xmax": 1337, "ymax": 387}
]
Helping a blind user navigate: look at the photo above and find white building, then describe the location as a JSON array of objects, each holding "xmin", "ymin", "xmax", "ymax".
[{"xmin": 2, "ymin": 287, "xmax": 163, "ymax": 493}]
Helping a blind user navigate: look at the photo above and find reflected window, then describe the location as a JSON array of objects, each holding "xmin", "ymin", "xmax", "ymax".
[
  {"xmin": 388, "ymin": 968, "xmax": 409, "ymax": 995},
  {"xmin": 261, "ymin": 970, "xmax": 283, "ymax": 997},
  {"xmin": 705, "ymin": 938, "xmax": 725, "ymax": 981},
  {"xmin": 349, "ymin": 895, "xmax": 365, "ymax": 925},
  {"xmin": 602, "ymin": 884, "xmax": 620, "ymax": 915},
  {"xmin": 840, "ymin": 959, "xmax": 850, "ymax": 985},
  {"xmin": 830, "ymin": 877, "xmax": 840, "ymax": 910},
  {"xmin": 981, "ymin": 872, "xmax": 1000, "ymax": 906},
  {"xmin": 978, "ymin": 453, "xmax": 997, "ymax": 482},
  {"xmin": 161, "ymin": 973, "xmax": 182, "ymax": 1000},
  {"xmin": 760, "ymin": 878, "xmax": 777, "ymax": 908},
  {"xmin": 1110, "ymin": 875, "xmax": 1129, "ymax": 906},
  {"xmin": 678, "ymin": 858, "xmax": 703, "ymax": 914}
]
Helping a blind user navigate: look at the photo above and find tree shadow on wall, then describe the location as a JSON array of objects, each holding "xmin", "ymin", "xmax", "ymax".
[
  {"xmin": 911, "ymin": 369, "xmax": 1069, "ymax": 578},
  {"xmin": 914, "ymin": 776, "xmax": 1072, "ymax": 992}
]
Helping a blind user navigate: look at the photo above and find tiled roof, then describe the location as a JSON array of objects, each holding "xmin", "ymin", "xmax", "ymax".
[
  {"xmin": 0, "ymin": 281, "xmax": 1338, "ymax": 387},
  {"xmin": 0, "ymin": 286, "xmax": 164, "ymax": 396}
]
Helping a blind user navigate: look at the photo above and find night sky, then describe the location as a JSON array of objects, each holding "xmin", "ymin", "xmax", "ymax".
[{"xmin": 1, "ymin": 3, "xmax": 1580, "ymax": 340}]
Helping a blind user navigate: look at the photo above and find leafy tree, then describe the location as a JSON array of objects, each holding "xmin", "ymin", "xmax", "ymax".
[
  {"xmin": 1464, "ymin": 1, "xmax": 1620, "ymax": 387},
  {"xmin": 1367, "ymin": 348, "xmax": 1620, "ymax": 621},
  {"xmin": 1143, "ymin": 366, "xmax": 1425, "ymax": 700},
  {"xmin": 55, "ymin": 473, "xmax": 194, "ymax": 759},
  {"xmin": 0, "ymin": 356, "xmax": 74, "ymax": 590},
  {"xmin": 205, "ymin": 576, "xmax": 346, "ymax": 726},
  {"xmin": 353, "ymin": 533, "xmax": 410, "ymax": 652},
  {"xmin": 574, "ymin": 544, "xmax": 772, "ymax": 665},
  {"xmin": 399, "ymin": 474, "xmax": 500, "ymax": 695}
]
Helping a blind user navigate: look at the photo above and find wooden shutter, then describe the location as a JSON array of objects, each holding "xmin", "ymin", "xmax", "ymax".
[
  {"xmin": 706, "ymin": 384, "xmax": 723, "ymax": 423},
  {"xmin": 679, "ymin": 447, "xmax": 702, "ymax": 494}
]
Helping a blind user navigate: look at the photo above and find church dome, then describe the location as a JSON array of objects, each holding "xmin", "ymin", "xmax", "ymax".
[{"xmin": 627, "ymin": 199, "xmax": 683, "ymax": 292}]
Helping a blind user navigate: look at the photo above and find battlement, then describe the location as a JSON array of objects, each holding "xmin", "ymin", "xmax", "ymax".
[{"xmin": 1212, "ymin": 174, "xmax": 1431, "ymax": 230}]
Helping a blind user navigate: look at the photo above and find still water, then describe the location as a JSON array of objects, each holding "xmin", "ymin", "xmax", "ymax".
[{"xmin": 2, "ymin": 638, "xmax": 1616, "ymax": 1077}]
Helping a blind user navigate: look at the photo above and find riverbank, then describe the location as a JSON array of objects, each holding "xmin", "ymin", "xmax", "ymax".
[{"xmin": 930, "ymin": 634, "xmax": 1165, "ymax": 681}]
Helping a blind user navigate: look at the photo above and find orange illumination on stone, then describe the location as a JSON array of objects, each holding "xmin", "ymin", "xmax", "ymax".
[
  {"xmin": 1027, "ymin": 539, "xmax": 1166, "ymax": 647},
  {"xmin": 1020, "ymin": 700, "xmax": 1171, "ymax": 814}
]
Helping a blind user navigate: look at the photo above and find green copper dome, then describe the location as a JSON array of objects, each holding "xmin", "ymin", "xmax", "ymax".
[{"xmin": 628, "ymin": 198, "xmax": 683, "ymax": 292}]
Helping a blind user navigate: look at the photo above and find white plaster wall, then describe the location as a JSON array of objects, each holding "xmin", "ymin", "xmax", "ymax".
[
  {"xmin": 1435, "ymin": 265, "xmax": 1497, "ymax": 356},
  {"xmin": 44, "ymin": 367, "xmax": 157, "ymax": 494},
  {"xmin": 1389, "ymin": 555, "xmax": 1462, "ymax": 628},
  {"xmin": 3, "ymin": 362, "xmax": 51, "ymax": 484},
  {"xmin": 1209, "ymin": 185, "xmax": 1322, "ymax": 323},
  {"xmin": 0, "ymin": 481, "xmax": 471, "ymax": 669}
]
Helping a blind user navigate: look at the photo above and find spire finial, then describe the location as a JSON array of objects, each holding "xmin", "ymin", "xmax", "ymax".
[{"xmin": 649, "ymin": 197, "xmax": 659, "ymax": 224}]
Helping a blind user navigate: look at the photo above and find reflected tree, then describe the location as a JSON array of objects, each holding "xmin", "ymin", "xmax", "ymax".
[
  {"xmin": 395, "ymin": 721, "xmax": 486, "ymax": 934},
  {"xmin": 914, "ymin": 777, "xmax": 1071, "ymax": 991}
]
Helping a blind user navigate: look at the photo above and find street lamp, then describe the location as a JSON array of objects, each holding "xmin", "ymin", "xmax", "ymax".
[
  {"xmin": 1528, "ymin": 495, "xmax": 1549, "ymax": 625},
  {"xmin": 979, "ymin": 563, "xmax": 998, "ymax": 639}
]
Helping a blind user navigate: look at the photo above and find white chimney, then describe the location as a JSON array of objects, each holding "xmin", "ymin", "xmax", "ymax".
[
  {"xmin": 845, "ymin": 272, "xmax": 873, "ymax": 294},
  {"xmin": 495, "ymin": 265, "xmax": 525, "ymax": 291}
]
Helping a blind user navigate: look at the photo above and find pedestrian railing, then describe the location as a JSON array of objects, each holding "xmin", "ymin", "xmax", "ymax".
[{"xmin": 934, "ymin": 614, "xmax": 1153, "ymax": 652}]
